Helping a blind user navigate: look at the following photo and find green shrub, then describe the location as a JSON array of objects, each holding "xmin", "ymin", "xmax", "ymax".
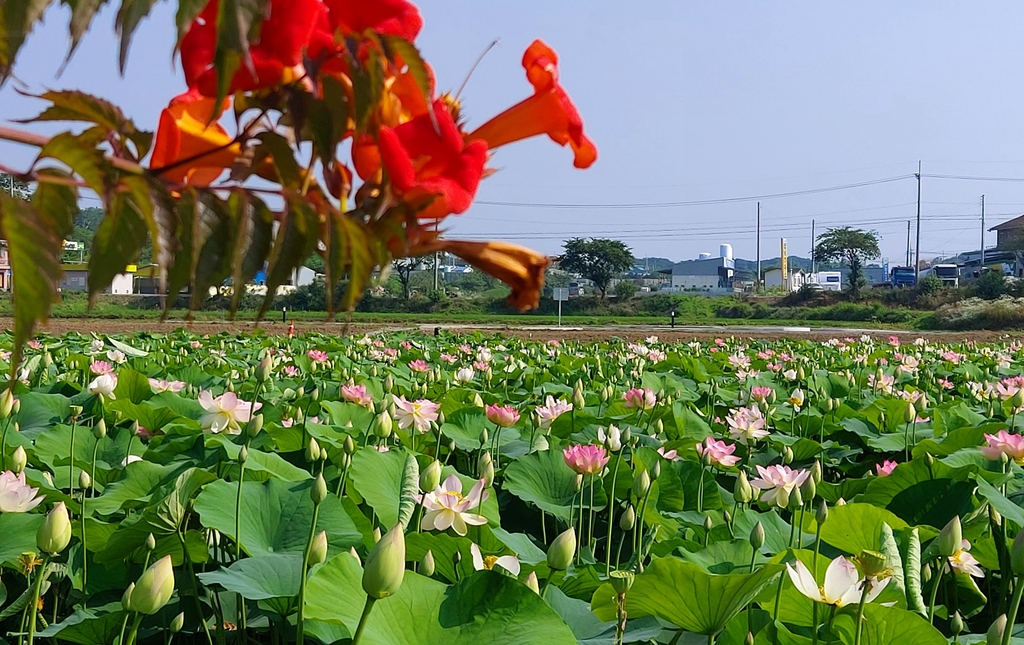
[{"xmin": 971, "ymin": 270, "xmax": 1007, "ymax": 300}]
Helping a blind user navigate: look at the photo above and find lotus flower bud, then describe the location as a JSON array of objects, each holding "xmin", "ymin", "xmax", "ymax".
[
  {"xmin": 295, "ymin": 387, "xmax": 305, "ymax": 399},
  {"xmin": 746, "ymin": 632, "xmax": 754, "ymax": 645},
  {"xmin": 0, "ymin": 390, "xmax": 14, "ymax": 419},
  {"xmin": 621, "ymin": 427, "xmax": 632, "ymax": 444},
  {"xmin": 122, "ymin": 582, "xmax": 135, "ymax": 610},
  {"xmin": 525, "ymin": 571, "xmax": 540, "ymax": 594},
  {"xmin": 734, "ymin": 471, "xmax": 753, "ymax": 504},
  {"xmin": 306, "ymin": 438, "xmax": 321, "ymax": 463},
  {"xmin": 478, "ymin": 451, "xmax": 492, "ymax": 470},
  {"xmin": 1014, "ymin": 389, "xmax": 1024, "ymax": 410},
  {"xmin": 452, "ymin": 550, "xmax": 462, "ymax": 566},
  {"xmin": 373, "ymin": 411, "xmax": 393, "ymax": 438},
  {"xmin": 256, "ymin": 356, "xmax": 272, "ymax": 383},
  {"xmin": 775, "ymin": 486, "xmax": 790, "ymax": 509},
  {"xmin": 824, "ymin": 397, "xmax": 833, "ymax": 413},
  {"xmin": 796, "ymin": 366, "xmax": 805, "ymax": 381},
  {"xmin": 130, "ymin": 555, "xmax": 175, "ymax": 615},
  {"xmin": 309, "ymin": 530, "xmax": 328, "ymax": 566},
  {"xmin": 420, "ymin": 550, "xmax": 435, "ymax": 577},
  {"xmin": 988, "ymin": 614, "xmax": 1007, "ymax": 645},
  {"xmin": 811, "ymin": 460, "xmax": 822, "ymax": 484},
  {"xmin": 800, "ymin": 476, "xmax": 816, "ymax": 501},
  {"xmin": 481, "ymin": 461, "xmax": 495, "ymax": 489},
  {"xmin": 937, "ymin": 516, "xmax": 962, "ymax": 557},
  {"xmin": 1011, "ymin": 529, "xmax": 1024, "ymax": 576},
  {"xmin": 349, "ymin": 547, "xmax": 361, "ymax": 566},
  {"xmin": 650, "ymin": 460, "xmax": 661, "ymax": 481},
  {"xmin": 310, "ymin": 387, "xmax": 320, "ymax": 402},
  {"xmin": 384, "ymin": 375, "xmax": 394, "ymax": 393},
  {"xmin": 11, "ymin": 399, "xmax": 19, "ymax": 415},
  {"xmin": 788, "ymin": 487, "xmax": 804, "ymax": 511},
  {"xmin": 170, "ymin": 612, "xmax": 185, "ymax": 634},
  {"xmin": 922, "ymin": 562, "xmax": 932, "ymax": 583},
  {"xmin": 344, "ymin": 435, "xmax": 356, "ymax": 455},
  {"xmin": 421, "ymin": 460, "xmax": 442, "ymax": 493},
  {"xmin": 547, "ymin": 527, "xmax": 576, "ymax": 571},
  {"xmin": 620, "ymin": 505, "xmax": 636, "ymax": 531},
  {"xmin": 632, "ymin": 470, "xmax": 650, "ymax": 499},
  {"xmin": 950, "ymin": 612, "xmax": 963, "ymax": 637},
  {"xmin": 362, "ymin": 524, "xmax": 406, "ymax": 599},
  {"xmin": 749, "ymin": 522, "xmax": 765, "ymax": 550},
  {"xmin": 723, "ymin": 509, "xmax": 733, "ymax": 525},
  {"xmin": 93, "ymin": 419, "xmax": 107, "ymax": 440},
  {"xmin": 480, "ymin": 428, "xmax": 489, "ymax": 444},
  {"xmin": 610, "ymin": 570, "xmax": 635, "ymax": 594},
  {"xmin": 655, "ymin": 419, "xmax": 664, "ymax": 434},
  {"xmin": 781, "ymin": 446, "xmax": 793, "ymax": 465},
  {"xmin": 10, "ymin": 446, "xmax": 26, "ymax": 474},
  {"xmin": 145, "ymin": 533, "xmax": 157, "ymax": 552},
  {"xmin": 574, "ymin": 474, "xmax": 584, "ymax": 492},
  {"xmin": 37, "ymin": 502, "xmax": 72, "ymax": 555},
  {"xmin": 238, "ymin": 445, "xmax": 248, "ymax": 465},
  {"xmin": 572, "ymin": 388, "xmax": 585, "ymax": 411},
  {"xmin": 816, "ymin": 500, "xmax": 828, "ymax": 526},
  {"xmin": 903, "ymin": 401, "xmax": 916, "ymax": 424},
  {"xmin": 703, "ymin": 515, "xmax": 714, "ymax": 532},
  {"xmin": 311, "ymin": 474, "xmax": 328, "ymax": 505},
  {"xmin": 246, "ymin": 414, "xmax": 263, "ymax": 438}
]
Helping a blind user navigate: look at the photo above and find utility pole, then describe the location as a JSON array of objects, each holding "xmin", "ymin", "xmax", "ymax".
[
  {"xmin": 914, "ymin": 161, "xmax": 922, "ymax": 278},
  {"xmin": 811, "ymin": 219, "xmax": 816, "ymax": 275},
  {"xmin": 906, "ymin": 220, "xmax": 912, "ymax": 267},
  {"xmin": 980, "ymin": 194, "xmax": 986, "ymax": 267},
  {"xmin": 756, "ymin": 202, "xmax": 761, "ymax": 293}
]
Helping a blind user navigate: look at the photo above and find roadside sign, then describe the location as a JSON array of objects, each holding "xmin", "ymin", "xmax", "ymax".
[{"xmin": 553, "ymin": 288, "xmax": 569, "ymax": 301}]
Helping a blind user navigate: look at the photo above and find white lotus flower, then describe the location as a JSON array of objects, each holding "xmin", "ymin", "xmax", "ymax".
[
  {"xmin": 88, "ymin": 373, "xmax": 118, "ymax": 399},
  {"xmin": 470, "ymin": 543, "xmax": 520, "ymax": 575},
  {"xmin": 786, "ymin": 556, "xmax": 889, "ymax": 607},
  {"xmin": 198, "ymin": 391, "xmax": 261, "ymax": 434}
]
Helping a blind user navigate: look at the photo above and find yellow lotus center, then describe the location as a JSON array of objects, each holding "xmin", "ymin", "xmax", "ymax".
[{"xmin": 483, "ymin": 555, "xmax": 499, "ymax": 570}]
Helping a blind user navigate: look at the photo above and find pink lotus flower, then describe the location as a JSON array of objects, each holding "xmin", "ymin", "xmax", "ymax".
[
  {"xmin": 341, "ymin": 384, "xmax": 373, "ymax": 407},
  {"xmin": 536, "ymin": 396, "xmax": 573, "ymax": 428},
  {"xmin": 392, "ymin": 395, "xmax": 440, "ymax": 434},
  {"xmin": 198, "ymin": 391, "xmax": 261, "ymax": 434},
  {"xmin": 307, "ymin": 349, "xmax": 329, "ymax": 364},
  {"xmin": 0, "ymin": 470, "xmax": 44, "ymax": 513},
  {"xmin": 90, "ymin": 360, "xmax": 113, "ymax": 375},
  {"xmin": 416, "ymin": 474, "xmax": 489, "ymax": 536},
  {"xmin": 937, "ymin": 378, "xmax": 954, "ymax": 390},
  {"xmin": 148, "ymin": 378, "xmax": 186, "ymax": 393},
  {"xmin": 981, "ymin": 430, "xmax": 1024, "ymax": 464},
  {"xmin": 485, "ymin": 404, "xmax": 520, "ymax": 427},
  {"xmin": 750, "ymin": 386, "xmax": 773, "ymax": 403},
  {"xmin": 563, "ymin": 444, "xmax": 609, "ymax": 475},
  {"xmin": 695, "ymin": 437, "xmax": 741, "ymax": 468},
  {"xmin": 282, "ymin": 365, "xmax": 300, "ymax": 378},
  {"xmin": 27, "ymin": 340, "xmax": 41, "ymax": 350},
  {"xmin": 657, "ymin": 446, "xmax": 682, "ymax": 461},
  {"xmin": 409, "ymin": 359, "xmax": 430, "ymax": 373},
  {"xmin": 876, "ymin": 460, "xmax": 898, "ymax": 477},
  {"xmin": 726, "ymin": 406, "xmax": 769, "ymax": 444},
  {"xmin": 888, "ymin": 335, "xmax": 900, "ymax": 347},
  {"xmin": 473, "ymin": 360, "xmax": 489, "ymax": 372},
  {"xmin": 997, "ymin": 380, "xmax": 1021, "ymax": 401},
  {"xmin": 751, "ymin": 464, "xmax": 810, "ymax": 508},
  {"xmin": 622, "ymin": 388, "xmax": 656, "ymax": 410},
  {"xmin": 439, "ymin": 353, "xmax": 458, "ymax": 364},
  {"xmin": 190, "ymin": 340, "xmax": 202, "ymax": 349}
]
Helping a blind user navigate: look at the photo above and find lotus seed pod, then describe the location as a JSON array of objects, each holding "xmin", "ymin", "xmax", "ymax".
[
  {"xmin": 749, "ymin": 522, "xmax": 765, "ymax": 550},
  {"xmin": 170, "ymin": 612, "xmax": 185, "ymax": 634},
  {"xmin": 610, "ymin": 569, "xmax": 635, "ymax": 594},
  {"xmin": 525, "ymin": 571, "xmax": 540, "ymax": 594},
  {"xmin": 421, "ymin": 460, "xmax": 442, "ymax": 492},
  {"xmin": 37, "ymin": 502, "xmax": 72, "ymax": 555},
  {"xmin": 632, "ymin": 470, "xmax": 650, "ymax": 499},
  {"xmin": 10, "ymin": 446, "xmax": 26, "ymax": 474},
  {"xmin": 311, "ymin": 474, "xmax": 328, "ymax": 505},
  {"xmin": 122, "ymin": 582, "xmax": 135, "ymax": 610},
  {"xmin": 246, "ymin": 414, "xmax": 263, "ymax": 438},
  {"xmin": 816, "ymin": 500, "xmax": 828, "ymax": 526},
  {"xmin": 856, "ymin": 550, "xmax": 888, "ymax": 579},
  {"xmin": 547, "ymin": 527, "xmax": 576, "ymax": 571},
  {"xmin": 734, "ymin": 471, "xmax": 753, "ymax": 504},
  {"xmin": 937, "ymin": 516, "xmax": 962, "ymax": 557},
  {"xmin": 309, "ymin": 530, "xmax": 328, "ymax": 566},
  {"xmin": 619, "ymin": 505, "xmax": 636, "ymax": 531},
  {"xmin": 93, "ymin": 419, "xmax": 107, "ymax": 440},
  {"xmin": 373, "ymin": 411, "xmax": 393, "ymax": 438},
  {"xmin": 130, "ymin": 555, "xmax": 175, "ymax": 615},
  {"xmin": 420, "ymin": 550, "xmax": 435, "ymax": 577},
  {"xmin": 238, "ymin": 445, "xmax": 248, "ymax": 465},
  {"xmin": 362, "ymin": 524, "xmax": 406, "ymax": 599},
  {"xmin": 987, "ymin": 614, "xmax": 1007, "ymax": 645}
]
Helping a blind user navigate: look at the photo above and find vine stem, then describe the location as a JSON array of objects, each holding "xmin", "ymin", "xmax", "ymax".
[
  {"xmin": 125, "ymin": 612, "xmax": 144, "ymax": 645},
  {"xmin": 350, "ymin": 597, "xmax": 377, "ymax": 645}
]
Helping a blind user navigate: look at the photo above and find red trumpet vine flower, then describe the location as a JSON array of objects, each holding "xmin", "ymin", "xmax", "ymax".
[
  {"xmin": 181, "ymin": 0, "xmax": 325, "ymax": 97},
  {"xmin": 470, "ymin": 39, "xmax": 597, "ymax": 169},
  {"xmin": 324, "ymin": 0, "xmax": 423, "ymax": 41},
  {"xmin": 150, "ymin": 89, "xmax": 240, "ymax": 186},
  {"xmin": 378, "ymin": 100, "xmax": 488, "ymax": 220}
]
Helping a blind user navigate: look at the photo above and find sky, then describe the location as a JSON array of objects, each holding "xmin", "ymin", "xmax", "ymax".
[{"xmin": 4, "ymin": 1, "xmax": 1024, "ymax": 265}]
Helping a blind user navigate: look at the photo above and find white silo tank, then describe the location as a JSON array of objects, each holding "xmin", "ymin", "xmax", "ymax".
[
  {"xmin": 720, "ymin": 244, "xmax": 733, "ymax": 260},
  {"xmin": 698, "ymin": 252, "xmax": 712, "ymax": 260}
]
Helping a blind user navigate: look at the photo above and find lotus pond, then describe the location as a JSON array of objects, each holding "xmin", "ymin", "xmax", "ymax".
[{"xmin": 2, "ymin": 331, "xmax": 1024, "ymax": 644}]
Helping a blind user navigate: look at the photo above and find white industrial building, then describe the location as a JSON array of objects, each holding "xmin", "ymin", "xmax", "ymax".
[{"xmin": 665, "ymin": 245, "xmax": 735, "ymax": 291}]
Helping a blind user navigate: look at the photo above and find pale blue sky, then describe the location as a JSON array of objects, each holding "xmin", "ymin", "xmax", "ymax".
[{"xmin": 4, "ymin": 1, "xmax": 1024, "ymax": 265}]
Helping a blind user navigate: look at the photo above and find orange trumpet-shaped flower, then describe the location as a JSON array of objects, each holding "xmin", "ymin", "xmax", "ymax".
[
  {"xmin": 324, "ymin": 0, "xmax": 423, "ymax": 41},
  {"xmin": 150, "ymin": 89, "xmax": 240, "ymax": 186},
  {"xmin": 470, "ymin": 39, "xmax": 597, "ymax": 169},
  {"xmin": 417, "ymin": 240, "xmax": 550, "ymax": 311},
  {"xmin": 181, "ymin": 0, "xmax": 325, "ymax": 97},
  {"xmin": 378, "ymin": 99, "xmax": 488, "ymax": 220}
]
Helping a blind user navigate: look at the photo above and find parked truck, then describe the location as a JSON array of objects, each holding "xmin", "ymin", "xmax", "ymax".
[{"xmin": 889, "ymin": 266, "xmax": 917, "ymax": 288}]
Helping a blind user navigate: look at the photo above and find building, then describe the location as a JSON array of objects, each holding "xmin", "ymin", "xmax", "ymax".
[
  {"xmin": 665, "ymin": 254, "xmax": 734, "ymax": 291},
  {"xmin": 0, "ymin": 241, "xmax": 9, "ymax": 290},
  {"xmin": 59, "ymin": 264, "xmax": 135, "ymax": 294},
  {"xmin": 764, "ymin": 268, "xmax": 807, "ymax": 291},
  {"xmin": 990, "ymin": 215, "xmax": 1024, "ymax": 250}
]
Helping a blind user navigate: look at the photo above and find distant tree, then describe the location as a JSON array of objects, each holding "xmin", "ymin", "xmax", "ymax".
[
  {"xmin": 393, "ymin": 258, "xmax": 419, "ymax": 299},
  {"xmin": 560, "ymin": 238, "xmax": 634, "ymax": 299},
  {"xmin": 0, "ymin": 173, "xmax": 31, "ymax": 199},
  {"xmin": 613, "ymin": 280, "xmax": 639, "ymax": 300},
  {"xmin": 973, "ymin": 269, "xmax": 1006, "ymax": 300},
  {"xmin": 813, "ymin": 227, "xmax": 880, "ymax": 297}
]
